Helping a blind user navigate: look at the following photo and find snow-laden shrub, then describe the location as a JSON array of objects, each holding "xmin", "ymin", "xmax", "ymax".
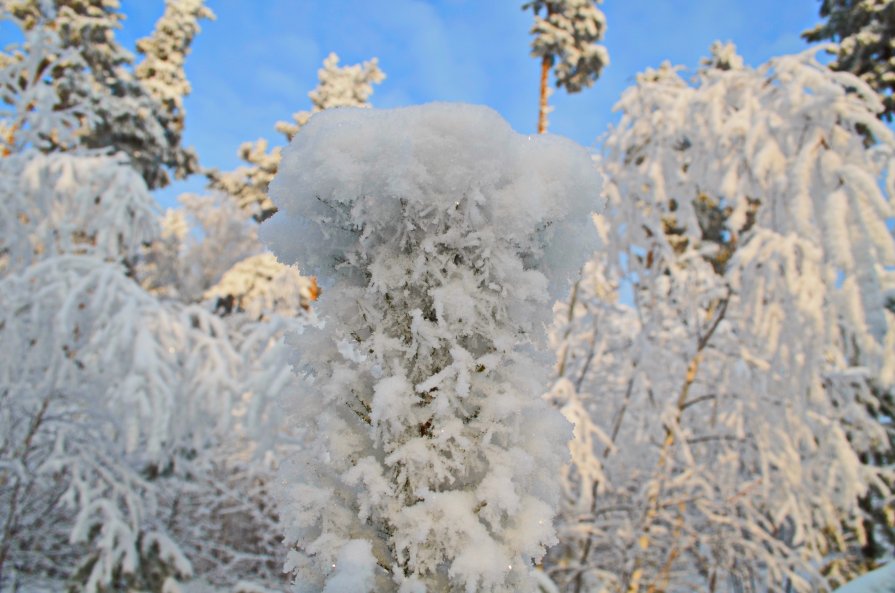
[{"xmin": 264, "ymin": 103, "xmax": 601, "ymax": 593}]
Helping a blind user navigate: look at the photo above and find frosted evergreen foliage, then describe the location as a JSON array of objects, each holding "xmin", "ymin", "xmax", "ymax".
[
  {"xmin": 275, "ymin": 53, "xmax": 385, "ymax": 140},
  {"xmin": 0, "ymin": 21, "xmax": 85, "ymax": 154},
  {"xmin": 2, "ymin": 0, "xmax": 202, "ymax": 188},
  {"xmin": 804, "ymin": 0, "xmax": 895, "ymax": 120},
  {"xmin": 523, "ymin": 0, "xmax": 609, "ymax": 93},
  {"xmin": 207, "ymin": 137, "xmax": 284, "ymax": 222},
  {"xmin": 3, "ymin": 0, "xmax": 131, "ymax": 80},
  {"xmin": 701, "ymin": 40, "xmax": 745, "ymax": 71},
  {"xmin": 135, "ymin": 0, "xmax": 215, "ymax": 133},
  {"xmin": 264, "ymin": 104, "xmax": 600, "ymax": 593},
  {"xmin": 209, "ymin": 53, "xmax": 384, "ymax": 221},
  {"xmin": 547, "ymin": 46, "xmax": 894, "ymax": 593},
  {"xmin": 204, "ymin": 252, "xmax": 316, "ymax": 319}
]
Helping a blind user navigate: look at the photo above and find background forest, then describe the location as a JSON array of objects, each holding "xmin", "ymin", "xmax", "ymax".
[{"xmin": 1, "ymin": 1, "xmax": 893, "ymax": 593}]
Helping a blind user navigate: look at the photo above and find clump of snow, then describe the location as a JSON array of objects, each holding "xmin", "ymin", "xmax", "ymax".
[
  {"xmin": 321, "ymin": 540, "xmax": 377, "ymax": 593},
  {"xmin": 263, "ymin": 102, "xmax": 600, "ymax": 309}
]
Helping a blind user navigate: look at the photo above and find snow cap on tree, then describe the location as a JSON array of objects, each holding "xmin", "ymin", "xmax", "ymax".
[
  {"xmin": 266, "ymin": 103, "xmax": 598, "ymax": 300},
  {"xmin": 264, "ymin": 103, "xmax": 601, "ymax": 593}
]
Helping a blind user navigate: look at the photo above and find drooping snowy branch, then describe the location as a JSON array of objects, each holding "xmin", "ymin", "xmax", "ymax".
[{"xmin": 1, "ymin": 151, "xmax": 159, "ymax": 273}]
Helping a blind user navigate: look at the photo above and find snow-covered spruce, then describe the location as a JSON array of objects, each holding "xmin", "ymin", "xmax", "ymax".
[
  {"xmin": 275, "ymin": 52, "xmax": 385, "ymax": 141},
  {"xmin": 135, "ymin": 0, "xmax": 215, "ymax": 132},
  {"xmin": 804, "ymin": 0, "xmax": 895, "ymax": 120},
  {"xmin": 264, "ymin": 104, "xmax": 600, "ymax": 593}
]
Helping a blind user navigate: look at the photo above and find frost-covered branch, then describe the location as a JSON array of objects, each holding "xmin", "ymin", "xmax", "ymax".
[{"xmin": 547, "ymin": 43, "xmax": 895, "ymax": 593}]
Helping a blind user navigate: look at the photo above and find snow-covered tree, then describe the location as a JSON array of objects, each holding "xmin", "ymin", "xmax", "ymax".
[
  {"xmin": 139, "ymin": 193, "xmax": 262, "ymax": 302},
  {"xmin": 0, "ymin": 11, "xmax": 87, "ymax": 156},
  {"xmin": 208, "ymin": 52, "xmax": 385, "ymax": 221},
  {"xmin": 1, "ymin": 0, "xmax": 209, "ymax": 187},
  {"xmin": 803, "ymin": 0, "xmax": 895, "ymax": 120},
  {"xmin": 264, "ymin": 104, "xmax": 600, "ymax": 593},
  {"xmin": 204, "ymin": 252, "xmax": 317, "ymax": 319},
  {"xmin": 275, "ymin": 52, "xmax": 385, "ymax": 141},
  {"xmin": 0, "ymin": 151, "xmax": 303, "ymax": 593},
  {"xmin": 0, "ymin": 7, "xmax": 304, "ymax": 591},
  {"xmin": 0, "ymin": 149, "xmax": 194, "ymax": 592},
  {"xmin": 135, "ymin": 0, "xmax": 215, "ymax": 135},
  {"xmin": 522, "ymin": 0, "xmax": 609, "ymax": 133},
  {"xmin": 546, "ymin": 44, "xmax": 895, "ymax": 593},
  {"xmin": 208, "ymin": 136, "xmax": 284, "ymax": 222}
]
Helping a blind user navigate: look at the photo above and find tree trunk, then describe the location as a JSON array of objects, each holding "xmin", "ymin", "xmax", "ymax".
[{"xmin": 538, "ymin": 56, "xmax": 551, "ymax": 134}]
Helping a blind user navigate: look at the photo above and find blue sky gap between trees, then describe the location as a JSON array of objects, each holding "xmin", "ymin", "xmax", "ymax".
[{"xmin": 109, "ymin": 0, "xmax": 823, "ymax": 207}]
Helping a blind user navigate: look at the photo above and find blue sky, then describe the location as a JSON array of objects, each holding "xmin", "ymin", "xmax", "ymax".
[{"xmin": 116, "ymin": 0, "xmax": 823, "ymax": 206}]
